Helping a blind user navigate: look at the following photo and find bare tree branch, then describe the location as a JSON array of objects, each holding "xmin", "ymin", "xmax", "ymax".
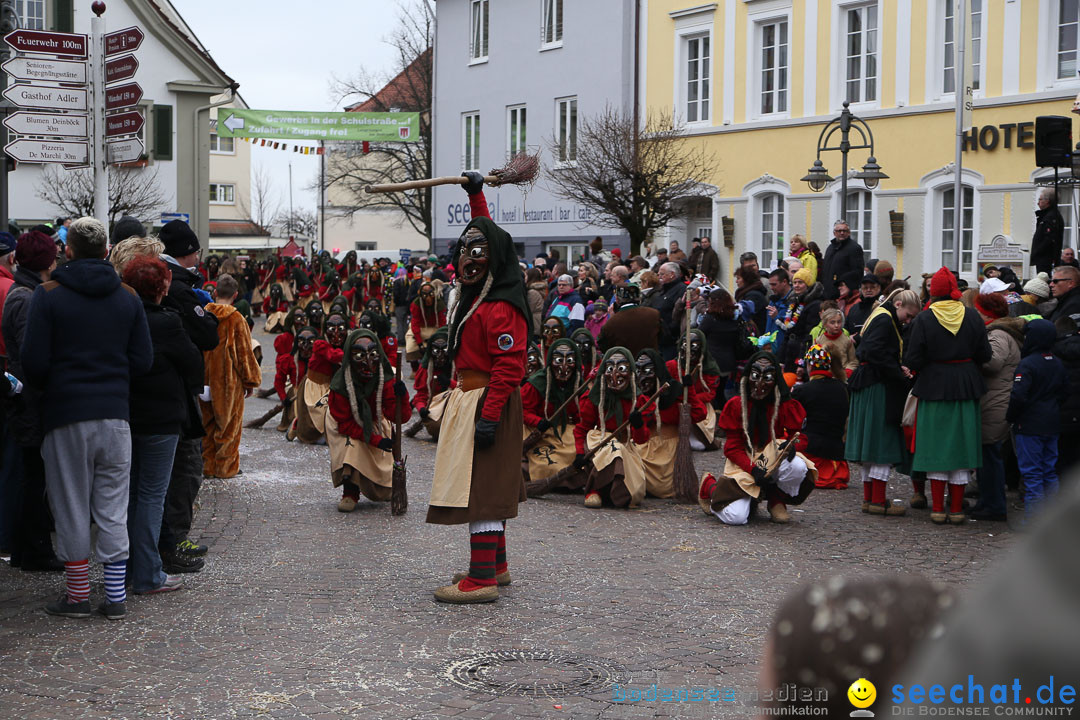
[
  {"xmin": 323, "ymin": 0, "xmax": 434, "ymax": 247},
  {"xmin": 544, "ymin": 106, "xmax": 719, "ymax": 254},
  {"xmin": 274, "ymin": 208, "xmax": 318, "ymax": 238},
  {"xmin": 238, "ymin": 162, "xmax": 279, "ymax": 233},
  {"xmin": 34, "ymin": 165, "xmax": 170, "ymax": 230}
]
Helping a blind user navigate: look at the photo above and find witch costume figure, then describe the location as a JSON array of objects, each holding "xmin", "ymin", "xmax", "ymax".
[
  {"xmin": 411, "ymin": 327, "xmax": 456, "ymax": 440},
  {"xmin": 521, "ymin": 338, "xmax": 584, "ymax": 491},
  {"xmin": 427, "ymin": 171, "xmax": 531, "ymax": 605}
]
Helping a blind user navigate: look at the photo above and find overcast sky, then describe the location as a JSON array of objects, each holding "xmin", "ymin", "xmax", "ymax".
[{"xmin": 178, "ymin": 0, "xmax": 404, "ymax": 214}]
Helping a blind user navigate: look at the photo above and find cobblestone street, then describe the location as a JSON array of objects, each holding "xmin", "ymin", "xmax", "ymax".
[{"xmin": 0, "ymin": 331, "xmax": 1018, "ymax": 719}]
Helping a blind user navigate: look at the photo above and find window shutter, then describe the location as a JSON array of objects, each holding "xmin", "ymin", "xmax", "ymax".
[
  {"xmin": 153, "ymin": 105, "xmax": 173, "ymax": 160},
  {"xmin": 52, "ymin": 0, "xmax": 74, "ymax": 32}
]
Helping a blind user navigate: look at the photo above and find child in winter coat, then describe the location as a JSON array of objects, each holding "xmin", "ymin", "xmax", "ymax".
[
  {"xmin": 812, "ymin": 306, "xmax": 858, "ymax": 382},
  {"xmin": 584, "ymin": 301, "xmax": 609, "ymax": 341},
  {"xmin": 1007, "ymin": 319, "xmax": 1068, "ymax": 522}
]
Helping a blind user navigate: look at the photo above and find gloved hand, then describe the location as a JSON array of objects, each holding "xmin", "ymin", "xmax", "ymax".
[
  {"xmin": 419, "ymin": 407, "xmax": 430, "ymax": 419},
  {"xmin": 785, "ymin": 441, "xmax": 798, "ymax": 463},
  {"xmin": 573, "ymin": 453, "xmax": 589, "ymax": 470},
  {"xmin": 668, "ymin": 378, "xmax": 685, "ymax": 394},
  {"xmin": 474, "ymin": 418, "xmax": 498, "ymax": 449},
  {"xmin": 536, "ymin": 418, "xmax": 551, "ymax": 432},
  {"xmin": 462, "ymin": 171, "xmax": 485, "ymax": 196},
  {"xmin": 394, "ymin": 380, "xmax": 409, "ymax": 398},
  {"xmin": 751, "ymin": 466, "xmax": 774, "ymax": 488},
  {"xmin": 629, "ymin": 410, "xmax": 644, "ymax": 429},
  {"xmin": 377, "ymin": 437, "xmax": 394, "ymax": 451}
]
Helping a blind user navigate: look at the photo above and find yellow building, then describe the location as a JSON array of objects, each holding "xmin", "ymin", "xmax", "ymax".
[{"xmin": 644, "ymin": 0, "xmax": 1080, "ymax": 283}]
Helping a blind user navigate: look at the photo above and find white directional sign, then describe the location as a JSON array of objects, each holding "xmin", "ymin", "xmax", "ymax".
[
  {"xmin": 106, "ymin": 136, "xmax": 144, "ymax": 164},
  {"xmin": 1, "ymin": 56, "xmax": 87, "ymax": 84},
  {"xmin": 2, "ymin": 83, "xmax": 86, "ymax": 111},
  {"xmin": 5, "ymin": 138, "xmax": 89, "ymax": 164},
  {"xmin": 3, "ymin": 111, "xmax": 88, "ymax": 138}
]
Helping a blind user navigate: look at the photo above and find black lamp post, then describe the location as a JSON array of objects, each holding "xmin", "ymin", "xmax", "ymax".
[{"xmin": 801, "ymin": 101, "xmax": 889, "ymax": 218}]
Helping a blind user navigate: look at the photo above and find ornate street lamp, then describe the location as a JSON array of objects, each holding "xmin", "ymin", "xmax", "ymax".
[{"xmin": 802, "ymin": 101, "xmax": 889, "ymax": 215}]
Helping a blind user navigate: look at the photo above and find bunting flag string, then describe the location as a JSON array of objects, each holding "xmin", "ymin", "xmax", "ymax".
[{"xmin": 239, "ymin": 137, "xmax": 328, "ymax": 155}]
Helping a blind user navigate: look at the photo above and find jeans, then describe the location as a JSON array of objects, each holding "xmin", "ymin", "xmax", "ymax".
[
  {"xmin": 1014, "ymin": 433, "xmax": 1059, "ymax": 520},
  {"xmin": 976, "ymin": 441, "xmax": 1007, "ymax": 516},
  {"xmin": 128, "ymin": 433, "xmax": 179, "ymax": 592}
]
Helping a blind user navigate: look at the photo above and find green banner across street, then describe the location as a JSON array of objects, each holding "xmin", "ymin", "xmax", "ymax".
[{"xmin": 215, "ymin": 109, "xmax": 419, "ymax": 142}]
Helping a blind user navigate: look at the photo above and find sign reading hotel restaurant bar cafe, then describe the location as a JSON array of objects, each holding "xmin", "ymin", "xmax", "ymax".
[{"xmin": 961, "ymin": 122, "xmax": 1035, "ymax": 152}]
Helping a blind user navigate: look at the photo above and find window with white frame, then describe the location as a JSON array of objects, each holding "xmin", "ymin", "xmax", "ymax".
[
  {"xmin": 845, "ymin": 190, "xmax": 873, "ymax": 260},
  {"xmin": 758, "ymin": 193, "xmax": 786, "ymax": 270},
  {"xmin": 209, "ymin": 132, "xmax": 234, "ymax": 154},
  {"xmin": 844, "ymin": 3, "xmax": 878, "ymax": 104},
  {"xmin": 1057, "ymin": 0, "xmax": 1079, "ymax": 79},
  {"xmin": 542, "ymin": 0, "xmax": 563, "ymax": 47},
  {"xmin": 555, "ymin": 96, "xmax": 577, "ymax": 165},
  {"xmin": 507, "ymin": 105, "xmax": 527, "ymax": 157},
  {"xmin": 758, "ymin": 19, "xmax": 789, "ymax": 115},
  {"xmin": 684, "ymin": 33, "xmax": 711, "ymax": 123},
  {"xmin": 462, "ymin": 112, "xmax": 480, "ymax": 171},
  {"xmin": 210, "ymin": 183, "xmax": 235, "ymax": 205},
  {"xmin": 16, "ymin": 0, "xmax": 45, "ymax": 30},
  {"xmin": 470, "ymin": 0, "xmax": 489, "ymax": 62},
  {"xmin": 941, "ymin": 185, "xmax": 975, "ymax": 273},
  {"xmin": 942, "ymin": 0, "xmax": 983, "ymax": 94}
]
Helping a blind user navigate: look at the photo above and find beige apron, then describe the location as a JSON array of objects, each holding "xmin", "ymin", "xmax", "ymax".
[
  {"xmin": 252, "ymin": 285, "xmax": 264, "ymax": 305},
  {"xmin": 421, "ymin": 389, "xmax": 451, "ymax": 439},
  {"xmin": 429, "ymin": 387, "xmax": 483, "ymax": 508},
  {"xmin": 304, "ymin": 377, "xmax": 330, "ymax": 434},
  {"xmin": 639, "ymin": 423, "xmax": 679, "ymax": 498},
  {"xmin": 263, "ymin": 311, "xmax": 286, "ymax": 333},
  {"xmin": 281, "ymin": 283, "xmax": 295, "ymax": 303},
  {"xmin": 326, "ymin": 413, "xmax": 393, "ymax": 488},
  {"xmin": 695, "ymin": 403, "xmax": 717, "ymax": 444},
  {"xmin": 723, "ymin": 441, "xmax": 818, "ymax": 498},
  {"xmin": 525, "ymin": 424, "xmax": 577, "ymax": 481},
  {"xmin": 587, "ymin": 428, "xmax": 645, "ymax": 505}
]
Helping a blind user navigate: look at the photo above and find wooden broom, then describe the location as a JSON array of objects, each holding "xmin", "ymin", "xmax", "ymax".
[
  {"xmin": 391, "ymin": 350, "xmax": 408, "ymax": 516},
  {"xmin": 673, "ymin": 293, "xmax": 699, "ymax": 503},
  {"xmin": 365, "ymin": 152, "xmax": 540, "ymax": 194}
]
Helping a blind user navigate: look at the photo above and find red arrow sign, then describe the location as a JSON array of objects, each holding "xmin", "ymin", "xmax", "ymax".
[
  {"xmin": 105, "ymin": 54, "xmax": 139, "ymax": 84},
  {"xmin": 105, "ymin": 83, "xmax": 142, "ymax": 111},
  {"xmin": 105, "ymin": 110, "xmax": 144, "ymax": 138},
  {"xmin": 104, "ymin": 26, "xmax": 144, "ymax": 56},
  {"xmin": 4, "ymin": 29, "xmax": 88, "ymax": 58}
]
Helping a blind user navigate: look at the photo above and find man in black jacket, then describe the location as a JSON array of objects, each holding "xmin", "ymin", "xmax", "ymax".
[
  {"xmin": 1051, "ymin": 266, "xmax": 1080, "ymax": 324},
  {"xmin": 1032, "ymin": 188, "xmax": 1065, "ymax": 275},
  {"xmin": 158, "ymin": 220, "xmax": 219, "ymax": 573},
  {"xmin": 820, "ymin": 220, "xmax": 865, "ymax": 299},
  {"xmin": 845, "ymin": 274, "xmax": 882, "ymax": 337},
  {"xmin": 652, "ymin": 262, "xmax": 686, "ymax": 360}
]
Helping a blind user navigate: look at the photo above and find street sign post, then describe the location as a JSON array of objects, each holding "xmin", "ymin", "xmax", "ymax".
[
  {"xmin": 104, "ymin": 54, "xmax": 138, "ymax": 83},
  {"xmin": 104, "ymin": 27, "xmax": 144, "ymax": 56},
  {"xmin": 105, "ymin": 109, "xmax": 143, "ymax": 137},
  {"xmin": 104, "ymin": 82, "xmax": 142, "ymax": 110},
  {"xmin": 1, "ymin": 56, "xmax": 87, "ymax": 84},
  {"xmin": 5, "ymin": 138, "xmax": 89, "ymax": 164},
  {"xmin": 106, "ymin": 136, "xmax": 143, "ymax": 164},
  {"xmin": 3, "ymin": 111, "xmax": 88, "ymax": 138},
  {"xmin": 214, "ymin": 109, "xmax": 421, "ymax": 142},
  {"xmin": 4, "ymin": 29, "xmax": 88, "ymax": 58},
  {"xmin": 2, "ymin": 83, "xmax": 87, "ymax": 111}
]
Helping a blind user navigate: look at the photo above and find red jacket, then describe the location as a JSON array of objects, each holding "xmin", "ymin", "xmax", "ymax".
[
  {"xmin": 327, "ymin": 381, "xmax": 407, "ymax": 447},
  {"xmin": 666, "ymin": 360, "xmax": 720, "ymax": 404},
  {"xmin": 308, "ymin": 339, "xmax": 343, "ymax": 380},
  {"xmin": 717, "ymin": 395, "xmax": 808, "ymax": 475},
  {"xmin": 573, "ymin": 395, "xmax": 649, "ymax": 455},
  {"xmin": 412, "ymin": 365, "xmax": 456, "ymax": 410},
  {"xmin": 637, "ymin": 384, "xmax": 707, "ymax": 427},
  {"xmin": 521, "ymin": 381, "xmax": 580, "ymax": 428},
  {"xmin": 454, "ymin": 300, "xmax": 527, "ymax": 422},
  {"xmin": 410, "ymin": 303, "xmax": 447, "ymax": 340},
  {"xmin": 273, "ymin": 333, "xmax": 295, "ymax": 401}
]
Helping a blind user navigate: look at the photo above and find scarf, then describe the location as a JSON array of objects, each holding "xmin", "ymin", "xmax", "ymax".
[{"xmin": 928, "ymin": 299, "xmax": 965, "ymax": 336}]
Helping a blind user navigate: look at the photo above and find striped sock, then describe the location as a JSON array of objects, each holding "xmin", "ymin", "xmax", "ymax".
[
  {"xmin": 103, "ymin": 561, "xmax": 127, "ymax": 604},
  {"xmin": 459, "ymin": 532, "xmax": 499, "ymax": 591},
  {"xmin": 65, "ymin": 560, "xmax": 90, "ymax": 603},
  {"xmin": 495, "ymin": 529, "xmax": 507, "ymax": 576}
]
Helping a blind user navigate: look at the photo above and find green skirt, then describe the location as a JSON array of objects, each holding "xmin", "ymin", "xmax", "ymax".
[
  {"xmin": 912, "ymin": 398, "xmax": 982, "ymax": 472},
  {"xmin": 845, "ymin": 384, "xmax": 905, "ymax": 465}
]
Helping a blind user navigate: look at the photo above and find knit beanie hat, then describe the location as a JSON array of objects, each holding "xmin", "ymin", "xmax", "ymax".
[
  {"xmin": 793, "ymin": 267, "xmax": 815, "ymax": 287},
  {"xmin": 805, "ymin": 344, "xmax": 833, "ymax": 377},
  {"xmin": 1022, "ymin": 272, "xmax": 1051, "ymax": 300},
  {"xmin": 974, "ymin": 291, "xmax": 1008, "ymax": 319},
  {"xmin": 159, "ymin": 219, "xmax": 199, "ymax": 258},
  {"xmin": 929, "ymin": 266, "xmax": 961, "ymax": 300},
  {"xmin": 0, "ymin": 231, "xmax": 15, "ymax": 255},
  {"xmin": 14, "ymin": 230, "xmax": 56, "ymax": 271},
  {"xmin": 111, "ymin": 215, "xmax": 145, "ymax": 244}
]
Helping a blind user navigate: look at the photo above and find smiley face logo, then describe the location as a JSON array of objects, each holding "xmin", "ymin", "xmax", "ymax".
[{"xmin": 848, "ymin": 678, "xmax": 877, "ymax": 709}]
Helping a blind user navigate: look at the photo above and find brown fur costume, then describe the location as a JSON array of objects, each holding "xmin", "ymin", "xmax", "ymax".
[{"xmin": 200, "ymin": 303, "xmax": 262, "ymax": 478}]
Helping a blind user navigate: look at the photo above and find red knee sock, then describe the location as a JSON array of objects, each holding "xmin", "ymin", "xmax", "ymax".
[
  {"xmin": 495, "ymin": 529, "xmax": 507, "ymax": 576},
  {"xmin": 65, "ymin": 559, "xmax": 90, "ymax": 603},
  {"xmin": 913, "ymin": 478, "xmax": 926, "ymax": 496},
  {"xmin": 930, "ymin": 479, "xmax": 947, "ymax": 513},
  {"xmin": 459, "ymin": 532, "xmax": 499, "ymax": 591},
  {"xmin": 700, "ymin": 474, "xmax": 717, "ymax": 500},
  {"xmin": 871, "ymin": 479, "xmax": 887, "ymax": 506},
  {"xmin": 949, "ymin": 484, "xmax": 965, "ymax": 513},
  {"xmin": 863, "ymin": 481, "xmax": 872, "ymax": 503}
]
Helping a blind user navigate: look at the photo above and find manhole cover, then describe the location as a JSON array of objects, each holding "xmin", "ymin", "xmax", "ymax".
[{"xmin": 445, "ymin": 650, "xmax": 628, "ymax": 697}]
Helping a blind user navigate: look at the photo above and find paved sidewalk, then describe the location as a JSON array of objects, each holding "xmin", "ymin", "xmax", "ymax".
[{"xmin": 0, "ymin": 334, "xmax": 1017, "ymax": 719}]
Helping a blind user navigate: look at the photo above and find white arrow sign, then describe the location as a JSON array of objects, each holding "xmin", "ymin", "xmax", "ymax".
[
  {"xmin": 222, "ymin": 113, "xmax": 244, "ymax": 133},
  {"xmin": 106, "ymin": 136, "xmax": 144, "ymax": 164},
  {"xmin": 5, "ymin": 138, "xmax": 89, "ymax": 164},
  {"xmin": 1, "ymin": 56, "xmax": 86, "ymax": 84},
  {"xmin": 3, "ymin": 111, "xmax": 87, "ymax": 138},
  {"xmin": 2, "ymin": 82, "xmax": 86, "ymax": 111}
]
